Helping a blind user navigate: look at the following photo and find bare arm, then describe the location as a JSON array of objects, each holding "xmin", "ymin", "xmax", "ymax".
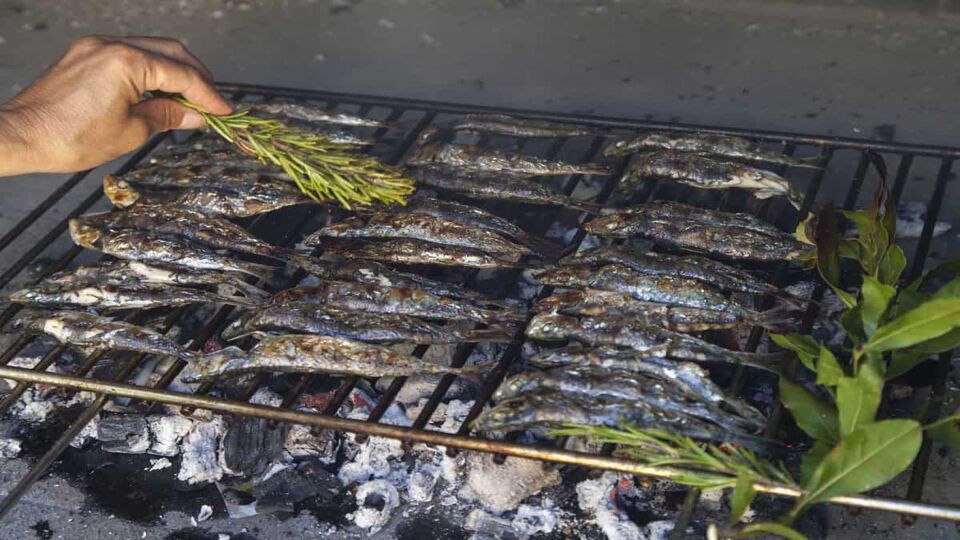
[{"xmin": 0, "ymin": 35, "xmax": 232, "ymax": 177}]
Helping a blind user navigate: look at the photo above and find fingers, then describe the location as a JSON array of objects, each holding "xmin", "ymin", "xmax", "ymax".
[
  {"xmin": 135, "ymin": 52, "xmax": 233, "ymax": 115},
  {"xmin": 104, "ymin": 35, "xmax": 215, "ymax": 81},
  {"xmin": 131, "ymin": 97, "xmax": 204, "ymax": 134}
]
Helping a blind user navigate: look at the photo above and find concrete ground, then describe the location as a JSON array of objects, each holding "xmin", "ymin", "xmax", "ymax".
[{"xmin": 0, "ymin": 0, "xmax": 959, "ymax": 538}]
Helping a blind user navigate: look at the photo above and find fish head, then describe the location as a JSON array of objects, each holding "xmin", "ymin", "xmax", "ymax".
[
  {"xmin": 473, "ymin": 397, "xmax": 543, "ymax": 432},
  {"xmin": 103, "ymin": 175, "xmax": 139, "ymax": 208},
  {"xmin": 525, "ymin": 312, "xmax": 574, "ymax": 341},
  {"xmin": 11, "ymin": 311, "xmax": 46, "ymax": 332},
  {"xmin": 68, "ymin": 219, "xmax": 102, "ymax": 249}
]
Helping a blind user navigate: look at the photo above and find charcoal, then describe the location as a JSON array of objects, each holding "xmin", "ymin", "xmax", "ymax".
[
  {"xmin": 98, "ymin": 414, "xmax": 150, "ymax": 454},
  {"xmin": 219, "ymin": 416, "xmax": 288, "ymax": 477},
  {"xmin": 251, "ymin": 465, "xmax": 318, "ymax": 513},
  {"xmin": 464, "ymin": 509, "xmax": 520, "ymax": 540}
]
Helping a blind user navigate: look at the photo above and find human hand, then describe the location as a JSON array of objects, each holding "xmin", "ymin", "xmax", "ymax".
[{"xmin": 0, "ymin": 35, "xmax": 232, "ymax": 176}]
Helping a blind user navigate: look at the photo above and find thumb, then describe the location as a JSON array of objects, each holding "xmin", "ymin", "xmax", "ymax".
[{"xmin": 131, "ymin": 97, "xmax": 204, "ymax": 133}]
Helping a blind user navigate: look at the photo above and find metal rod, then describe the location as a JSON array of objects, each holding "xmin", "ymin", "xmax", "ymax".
[
  {"xmin": 214, "ymin": 82, "xmax": 960, "ymax": 158},
  {"xmin": 907, "ymin": 158, "xmax": 954, "ymax": 282},
  {"xmin": 2, "ymin": 365, "xmax": 959, "ymax": 522}
]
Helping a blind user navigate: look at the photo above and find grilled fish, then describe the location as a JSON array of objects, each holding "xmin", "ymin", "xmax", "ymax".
[
  {"xmin": 410, "ymin": 167, "xmax": 600, "ymax": 213},
  {"xmin": 13, "ymin": 311, "xmax": 191, "ymax": 359},
  {"xmin": 181, "ymin": 335, "xmax": 486, "ymax": 383},
  {"xmin": 249, "ymin": 102, "xmax": 388, "ymax": 128},
  {"xmin": 44, "ymin": 260, "xmax": 268, "ymax": 299},
  {"xmin": 563, "ymin": 245, "xmax": 777, "ymax": 297},
  {"xmin": 222, "ymin": 303, "xmax": 511, "ymax": 343},
  {"xmin": 380, "ymin": 197, "xmax": 563, "ymax": 257},
  {"xmin": 527, "ymin": 346, "xmax": 765, "ymax": 423},
  {"xmin": 449, "ymin": 114, "xmax": 593, "ymax": 138},
  {"xmin": 474, "ymin": 391, "xmax": 734, "ymax": 443},
  {"xmin": 267, "ymin": 282, "xmax": 525, "ymax": 324},
  {"xmin": 493, "ymin": 368, "xmax": 761, "ymax": 432},
  {"xmin": 535, "ymin": 263, "xmax": 749, "ymax": 316},
  {"xmin": 70, "ymin": 223, "xmax": 276, "ymax": 279},
  {"xmin": 584, "ymin": 202, "xmax": 807, "ymax": 262},
  {"xmin": 294, "ymin": 257, "xmax": 515, "ymax": 308},
  {"xmin": 73, "ymin": 207, "xmax": 298, "ymax": 260},
  {"xmin": 306, "ymin": 213, "xmax": 533, "ymax": 258},
  {"xmin": 407, "ymin": 142, "xmax": 611, "ymax": 176},
  {"xmin": 621, "ymin": 151, "xmax": 802, "ymax": 209},
  {"xmin": 604, "ymin": 131, "xmax": 820, "ymax": 169},
  {"xmin": 9, "ymin": 280, "xmax": 254, "ymax": 310},
  {"xmin": 323, "ymin": 238, "xmax": 526, "ymax": 269},
  {"xmin": 533, "ymin": 290, "xmax": 774, "ymax": 331},
  {"xmin": 104, "ymin": 174, "xmax": 313, "ymax": 218},
  {"xmin": 526, "ymin": 312, "xmax": 784, "ymax": 372}
]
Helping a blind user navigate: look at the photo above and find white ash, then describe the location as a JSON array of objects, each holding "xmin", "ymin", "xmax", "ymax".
[
  {"xmin": 406, "ymin": 467, "xmax": 440, "ymax": 503},
  {"xmin": 377, "ymin": 374, "xmax": 470, "ymax": 407},
  {"xmin": 250, "ymin": 387, "xmax": 284, "ymax": 407},
  {"xmin": 0, "ymin": 438, "xmax": 22, "ymax": 458},
  {"xmin": 70, "ymin": 413, "xmax": 99, "ymax": 449},
  {"xmin": 518, "ymin": 269, "xmax": 544, "ymax": 301},
  {"xmin": 351, "ymin": 479, "xmax": 400, "ymax": 533},
  {"xmin": 512, "ymin": 503, "xmax": 559, "ymax": 537},
  {"xmin": 464, "ymin": 508, "xmax": 516, "ymax": 538},
  {"xmin": 576, "ymin": 472, "xmax": 645, "ymax": 540},
  {"xmin": 1, "ymin": 356, "xmax": 42, "ymax": 389},
  {"xmin": 646, "ymin": 520, "xmax": 677, "ymax": 540},
  {"xmin": 283, "ymin": 422, "xmax": 339, "ymax": 463},
  {"xmin": 896, "ymin": 201, "xmax": 952, "ymax": 239},
  {"xmin": 147, "ymin": 458, "xmax": 173, "ymax": 472},
  {"xmin": 460, "ymin": 453, "xmax": 561, "ymax": 514},
  {"xmin": 197, "ymin": 504, "xmax": 214, "ymax": 522},
  {"xmin": 146, "ymin": 414, "xmax": 194, "ymax": 456},
  {"xmin": 178, "ymin": 416, "xmax": 227, "ymax": 485},
  {"xmin": 9, "ymin": 386, "xmax": 59, "ymax": 424}
]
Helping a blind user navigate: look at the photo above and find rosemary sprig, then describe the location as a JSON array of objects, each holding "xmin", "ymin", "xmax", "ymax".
[
  {"xmin": 176, "ymin": 98, "xmax": 414, "ymax": 209},
  {"xmin": 550, "ymin": 424, "xmax": 797, "ymax": 490}
]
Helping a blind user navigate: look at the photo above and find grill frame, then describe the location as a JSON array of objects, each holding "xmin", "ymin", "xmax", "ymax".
[{"xmin": 0, "ymin": 82, "xmax": 956, "ymax": 525}]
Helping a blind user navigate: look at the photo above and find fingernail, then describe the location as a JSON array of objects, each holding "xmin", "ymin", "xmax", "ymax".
[{"xmin": 178, "ymin": 109, "xmax": 204, "ymax": 130}]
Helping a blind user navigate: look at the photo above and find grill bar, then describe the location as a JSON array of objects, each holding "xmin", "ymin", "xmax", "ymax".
[{"xmin": 0, "ymin": 83, "xmax": 955, "ymax": 526}]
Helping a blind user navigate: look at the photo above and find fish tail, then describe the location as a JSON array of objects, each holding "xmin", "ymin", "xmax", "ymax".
[
  {"xmin": 220, "ymin": 316, "xmax": 252, "ymax": 341},
  {"xmin": 566, "ymin": 199, "xmax": 602, "ymax": 214},
  {"xmin": 516, "ymin": 232, "xmax": 565, "ymax": 260},
  {"xmin": 577, "ymin": 164, "xmax": 614, "ymax": 176},
  {"xmin": 724, "ymin": 349, "xmax": 788, "ymax": 374},
  {"xmin": 791, "ymin": 155, "xmax": 824, "ymax": 169},
  {"xmin": 221, "ymin": 279, "xmax": 271, "ymax": 300},
  {"xmin": 752, "ymin": 305, "xmax": 803, "ymax": 329},
  {"xmin": 179, "ymin": 346, "xmax": 247, "ymax": 383},
  {"xmin": 237, "ymin": 261, "xmax": 280, "ymax": 281},
  {"xmin": 452, "ymin": 363, "xmax": 494, "ymax": 384}
]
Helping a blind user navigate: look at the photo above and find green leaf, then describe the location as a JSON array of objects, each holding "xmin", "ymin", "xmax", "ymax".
[
  {"xmin": 801, "ymin": 419, "xmax": 922, "ymax": 507},
  {"xmin": 815, "ymin": 345, "xmax": 844, "ymax": 387},
  {"xmin": 815, "ymin": 203, "xmax": 858, "ymax": 308},
  {"xmin": 839, "ymin": 306, "xmax": 864, "ymax": 348},
  {"xmin": 779, "ymin": 379, "xmax": 839, "ymax": 444},
  {"xmin": 887, "ymin": 349, "xmax": 932, "ymax": 380},
  {"xmin": 864, "ymin": 298, "xmax": 960, "ymax": 354},
  {"xmin": 860, "ymin": 276, "xmax": 896, "ymax": 337},
  {"xmin": 800, "ymin": 441, "xmax": 832, "ymax": 486},
  {"xmin": 877, "ymin": 245, "xmax": 906, "ymax": 286},
  {"xmin": 740, "ymin": 521, "xmax": 807, "ymax": 540},
  {"xmin": 933, "ymin": 275, "xmax": 960, "ymax": 299},
  {"xmin": 906, "ymin": 255, "xmax": 960, "ymax": 293},
  {"xmin": 835, "ymin": 361, "xmax": 883, "ymax": 435},
  {"xmin": 926, "ymin": 412, "xmax": 960, "ymax": 450},
  {"xmin": 770, "ymin": 334, "xmax": 821, "ymax": 372},
  {"xmin": 886, "ymin": 289, "xmax": 929, "ymax": 320},
  {"xmin": 794, "ymin": 213, "xmax": 816, "ymax": 245},
  {"xmin": 729, "ymin": 472, "xmax": 756, "ymax": 524}
]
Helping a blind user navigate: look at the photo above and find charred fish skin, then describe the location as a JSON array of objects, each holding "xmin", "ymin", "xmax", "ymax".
[
  {"xmin": 308, "ymin": 213, "xmax": 532, "ymax": 258},
  {"xmin": 181, "ymin": 335, "xmax": 483, "ymax": 383},
  {"xmin": 409, "ymin": 167, "xmax": 600, "ymax": 213},
  {"xmin": 525, "ymin": 312, "xmax": 782, "ymax": 372},
  {"xmin": 533, "ymin": 290, "xmax": 755, "ymax": 332},
  {"xmin": 526, "ymin": 346, "xmax": 766, "ymax": 424},
  {"xmin": 604, "ymin": 131, "xmax": 820, "ymax": 169},
  {"xmin": 9, "ymin": 280, "xmax": 251, "ymax": 310},
  {"xmin": 534, "ymin": 263, "xmax": 748, "ymax": 316},
  {"xmin": 492, "ymin": 368, "xmax": 761, "ymax": 432},
  {"xmin": 104, "ymin": 174, "xmax": 313, "ymax": 218},
  {"xmin": 69, "ymin": 223, "xmax": 276, "ymax": 279},
  {"xmin": 13, "ymin": 311, "xmax": 190, "ymax": 359},
  {"xmin": 407, "ymin": 142, "xmax": 611, "ymax": 176},
  {"xmin": 563, "ymin": 245, "xmax": 778, "ymax": 297},
  {"xmin": 323, "ymin": 238, "xmax": 526, "ymax": 269},
  {"xmin": 380, "ymin": 197, "xmax": 562, "ymax": 257},
  {"xmin": 222, "ymin": 303, "xmax": 510, "ymax": 344},
  {"xmin": 74, "ymin": 206, "xmax": 295, "ymax": 260},
  {"xmin": 584, "ymin": 203, "xmax": 807, "ymax": 262},
  {"xmin": 622, "ymin": 151, "xmax": 802, "ymax": 208},
  {"xmin": 267, "ymin": 282, "xmax": 524, "ymax": 325},
  {"xmin": 449, "ymin": 114, "xmax": 593, "ymax": 138},
  {"xmin": 249, "ymin": 102, "xmax": 388, "ymax": 128},
  {"xmin": 294, "ymin": 257, "xmax": 516, "ymax": 308}
]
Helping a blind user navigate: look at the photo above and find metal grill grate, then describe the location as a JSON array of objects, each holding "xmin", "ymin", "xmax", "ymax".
[{"xmin": 0, "ymin": 82, "xmax": 957, "ymax": 524}]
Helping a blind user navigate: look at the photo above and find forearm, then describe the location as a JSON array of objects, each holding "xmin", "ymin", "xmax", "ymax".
[{"xmin": 0, "ymin": 108, "xmax": 40, "ymax": 177}]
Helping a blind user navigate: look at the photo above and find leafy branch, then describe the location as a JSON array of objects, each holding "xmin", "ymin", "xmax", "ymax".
[{"xmin": 176, "ymin": 98, "xmax": 414, "ymax": 209}]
